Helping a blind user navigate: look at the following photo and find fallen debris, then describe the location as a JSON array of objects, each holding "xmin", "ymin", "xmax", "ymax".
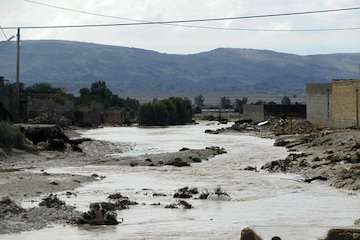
[
  {"xmin": 173, "ymin": 187, "xmax": 199, "ymax": 199},
  {"xmin": 76, "ymin": 202, "xmax": 120, "ymax": 225},
  {"xmin": 165, "ymin": 200, "xmax": 193, "ymax": 209},
  {"xmin": 304, "ymin": 176, "xmax": 328, "ymax": 183},
  {"xmin": 166, "ymin": 158, "xmax": 191, "ymax": 167},
  {"xmin": 39, "ymin": 194, "xmax": 65, "ymax": 208},
  {"xmin": 0, "ymin": 197, "xmax": 25, "ymax": 217}
]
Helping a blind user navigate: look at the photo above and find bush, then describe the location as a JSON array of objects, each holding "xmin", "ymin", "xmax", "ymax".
[{"xmin": 0, "ymin": 122, "xmax": 25, "ymax": 149}]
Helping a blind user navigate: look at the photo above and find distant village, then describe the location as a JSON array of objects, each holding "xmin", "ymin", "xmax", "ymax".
[{"xmin": 1, "ymin": 74, "xmax": 360, "ymax": 129}]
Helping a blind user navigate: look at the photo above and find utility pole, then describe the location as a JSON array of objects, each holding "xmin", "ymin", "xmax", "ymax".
[
  {"xmin": 15, "ymin": 27, "xmax": 21, "ymax": 121},
  {"xmin": 16, "ymin": 28, "xmax": 20, "ymax": 86}
]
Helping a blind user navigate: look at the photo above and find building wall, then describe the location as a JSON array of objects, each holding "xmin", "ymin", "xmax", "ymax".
[
  {"xmin": 331, "ymin": 80, "xmax": 360, "ymax": 128},
  {"xmin": 194, "ymin": 109, "xmax": 240, "ymax": 120},
  {"xmin": 306, "ymin": 83, "xmax": 332, "ymax": 126},
  {"xmin": 243, "ymin": 104, "xmax": 265, "ymax": 122}
]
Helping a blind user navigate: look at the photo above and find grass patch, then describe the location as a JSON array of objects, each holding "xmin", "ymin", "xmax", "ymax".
[{"xmin": 0, "ymin": 122, "xmax": 25, "ymax": 149}]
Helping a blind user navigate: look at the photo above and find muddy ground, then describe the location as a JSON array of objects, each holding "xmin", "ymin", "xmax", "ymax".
[{"xmin": 262, "ymin": 129, "xmax": 360, "ymax": 191}]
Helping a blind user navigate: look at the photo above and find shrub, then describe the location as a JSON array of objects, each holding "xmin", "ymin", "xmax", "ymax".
[{"xmin": 0, "ymin": 122, "xmax": 25, "ymax": 149}]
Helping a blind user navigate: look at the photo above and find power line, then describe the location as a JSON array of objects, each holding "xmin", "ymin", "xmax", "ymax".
[
  {"xmin": 22, "ymin": 0, "xmax": 360, "ymax": 32},
  {"xmin": 0, "ymin": 25, "xmax": 8, "ymax": 39},
  {"xmin": 2, "ymin": 5, "xmax": 360, "ymax": 30}
]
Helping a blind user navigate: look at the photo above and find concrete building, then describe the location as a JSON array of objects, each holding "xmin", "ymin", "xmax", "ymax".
[
  {"xmin": 306, "ymin": 83, "xmax": 332, "ymax": 127},
  {"xmin": 243, "ymin": 104, "xmax": 306, "ymax": 122},
  {"xmin": 306, "ymin": 79, "xmax": 360, "ymax": 128}
]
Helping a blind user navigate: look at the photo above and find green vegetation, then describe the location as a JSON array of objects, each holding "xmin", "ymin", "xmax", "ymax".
[
  {"xmin": 26, "ymin": 82, "xmax": 72, "ymax": 105},
  {"xmin": 281, "ymin": 96, "xmax": 291, "ymax": 105},
  {"xmin": 138, "ymin": 97, "xmax": 193, "ymax": 126},
  {"xmin": 79, "ymin": 81, "xmax": 140, "ymax": 120},
  {"xmin": 220, "ymin": 97, "xmax": 232, "ymax": 109},
  {"xmin": 0, "ymin": 122, "xmax": 25, "ymax": 149}
]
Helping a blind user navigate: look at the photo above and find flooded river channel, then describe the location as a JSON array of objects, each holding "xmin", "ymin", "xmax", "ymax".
[{"xmin": 3, "ymin": 122, "xmax": 359, "ymax": 240}]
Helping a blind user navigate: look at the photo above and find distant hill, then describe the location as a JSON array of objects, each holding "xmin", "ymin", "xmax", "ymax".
[{"xmin": 0, "ymin": 40, "xmax": 359, "ymax": 99}]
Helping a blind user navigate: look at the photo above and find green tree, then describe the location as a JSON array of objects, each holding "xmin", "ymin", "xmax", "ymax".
[
  {"xmin": 281, "ymin": 96, "xmax": 291, "ymax": 105},
  {"xmin": 220, "ymin": 97, "xmax": 232, "ymax": 109},
  {"xmin": 234, "ymin": 97, "xmax": 248, "ymax": 113},
  {"xmin": 194, "ymin": 95, "xmax": 205, "ymax": 107}
]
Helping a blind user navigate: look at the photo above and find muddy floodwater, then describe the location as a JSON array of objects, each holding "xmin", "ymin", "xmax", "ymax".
[{"xmin": 3, "ymin": 122, "xmax": 360, "ymax": 240}]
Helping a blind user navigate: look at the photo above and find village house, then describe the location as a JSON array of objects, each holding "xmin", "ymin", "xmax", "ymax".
[
  {"xmin": 306, "ymin": 79, "xmax": 360, "ymax": 128},
  {"xmin": 242, "ymin": 104, "xmax": 306, "ymax": 122}
]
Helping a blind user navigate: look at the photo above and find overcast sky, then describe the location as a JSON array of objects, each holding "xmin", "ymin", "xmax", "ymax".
[{"xmin": 1, "ymin": 0, "xmax": 360, "ymax": 55}]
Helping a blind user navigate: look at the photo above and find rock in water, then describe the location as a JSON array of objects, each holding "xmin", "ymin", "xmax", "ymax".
[
  {"xmin": 0, "ymin": 197, "xmax": 25, "ymax": 217},
  {"xmin": 324, "ymin": 228, "xmax": 360, "ymax": 240},
  {"xmin": 76, "ymin": 202, "xmax": 119, "ymax": 225},
  {"xmin": 240, "ymin": 228, "xmax": 263, "ymax": 240},
  {"xmin": 39, "ymin": 194, "xmax": 65, "ymax": 208}
]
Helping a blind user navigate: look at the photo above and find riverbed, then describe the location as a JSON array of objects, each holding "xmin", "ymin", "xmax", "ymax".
[{"xmin": 2, "ymin": 122, "xmax": 359, "ymax": 240}]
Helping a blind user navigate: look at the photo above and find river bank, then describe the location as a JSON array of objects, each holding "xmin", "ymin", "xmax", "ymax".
[{"xmin": 1, "ymin": 121, "xmax": 360, "ymax": 239}]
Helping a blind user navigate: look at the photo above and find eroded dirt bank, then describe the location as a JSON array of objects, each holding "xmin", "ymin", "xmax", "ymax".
[{"xmin": 262, "ymin": 129, "xmax": 360, "ymax": 191}]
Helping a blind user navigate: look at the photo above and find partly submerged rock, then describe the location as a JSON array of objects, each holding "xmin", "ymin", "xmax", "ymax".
[
  {"xmin": 240, "ymin": 227, "xmax": 263, "ymax": 240},
  {"xmin": 76, "ymin": 202, "xmax": 119, "ymax": 225},
  {"xmin": 166, "ymin": 158, "xmax": 191, "ymax": 167},
  {"xmin": 173, "ymin": 187, "xmax": 198, "ymax": 199},
  {"xmin": 39, "ymin": 194, "xmax": 65, "ymax": 209},
  {"xmin": 0, "ymin": 197, "xmax": 25, "ymax": 217},
  {"xmin": 324, "ymin": 228, "xmax": 360, "ymax": 240},
  {"xmin": 165, "ymin": 200, "xmax": 193, "ymax": 209}
]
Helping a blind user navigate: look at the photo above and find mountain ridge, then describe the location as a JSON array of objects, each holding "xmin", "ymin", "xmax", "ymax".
[{"xmin": 0, "ymin": 40, "xmax": 359, "ymax": 98}]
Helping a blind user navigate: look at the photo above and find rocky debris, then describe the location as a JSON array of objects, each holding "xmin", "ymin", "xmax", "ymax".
[
  {"xmin": 114, "ymin": 199, "xmax": 138, "ymax": 210},
  {"xmin": 130, "ymin": 162, "xmax": 139, "ymax": 167},
  {"xmin": 261, "ymin": 129, "xmax": 360, "ymax": 191},
  {"xmin": 76, "ymin": 202, "xmax": 120, "ymax": 225},
  {"xmin": 166, "ymin": 158, "xmax": 191, "ymax": 167},
  {"xmin": 19, "ymin": 125, "xmax": 69, "ymax": 146},
  {"xmin": 304, "ymin": 176, "xmax": 328, "ymax": 183},
  {"xmin": 179, "ymin": 147, "xmax": 190, "ymax": 151},
  {"xmin": 240, "ymin": 228, "xmax": 264, "ymax": 240},
  {"xmin": 324, "ymin": 228, "xmax": 360, "ymax": 240},
  {"xmin": 107, "ymin": 193, "xmax": 128, "ymax": 200},
  {"xmin": 197, "ymin": 187, "xmax": 231, "ymax": 201},
  {"xmin": 106, "ymin": 193, "xmax": 138, "ymax": 210},
  {"xmin": 235, "ymin": 119, "xmax": 253, "ymax": 125},
  {"xmin": 198, "ymin": 191, "xmax": 210, "ymax": 200},
  {"xmin": 17, "ymin": 124, "xmax": 91, "ymax": 153},
  {"xmin": 153, "ymin": 192, "xmax": 167, "ymax": 197},
  {"xmin": 205, "ymin": 128, "xmax": 226, "ymax": 135},
  {"xmin": 173, "ymin": 187, "xmax": 199, "ymax": 199},
  {"xmin": 240, "ymin": 228, "xmax": 282, "ymax": 240},
  {"xmin": 212, "ymin": 187, "xmax": 231, "ymax": 200},
  {"xmin": 0, "ymin": 196, "xmax": 79, "ymax": 234},
  {"xmin": 165, "ymin": 200, "xmax": 193, "ymax": 209},
  {"xmin": 191, "ymin": 157, "xmax": 202, "ymax": 163},
  {"xmin": 243, "ymin": 166, "xmax": 257, "ymax": 171},
  {"xmin": 0, "ymin": 197, "xmax": 25, "ymax": 217},
  {"xmin": 272, "ymin": 118, "xmax": 317, "ymax": 136},
  {"xmin": 39, "ymin": 194, "xmax": 65, "ymax": 208},
  {"xmin": 273, "ymin": 137, "xmax": 291, "ymax": 147},
  {"xmin": 206, "ymin": 146, "xmax": 227, "ymax": 155},
  {"xmin": 49, "ymin": 181, "xmax": 59, "ymax": 186}
]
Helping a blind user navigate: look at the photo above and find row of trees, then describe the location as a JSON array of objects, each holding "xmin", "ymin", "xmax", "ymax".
[{"xmin": 138, "ymin": 97, "xmax": 193, "ymax": 126}]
